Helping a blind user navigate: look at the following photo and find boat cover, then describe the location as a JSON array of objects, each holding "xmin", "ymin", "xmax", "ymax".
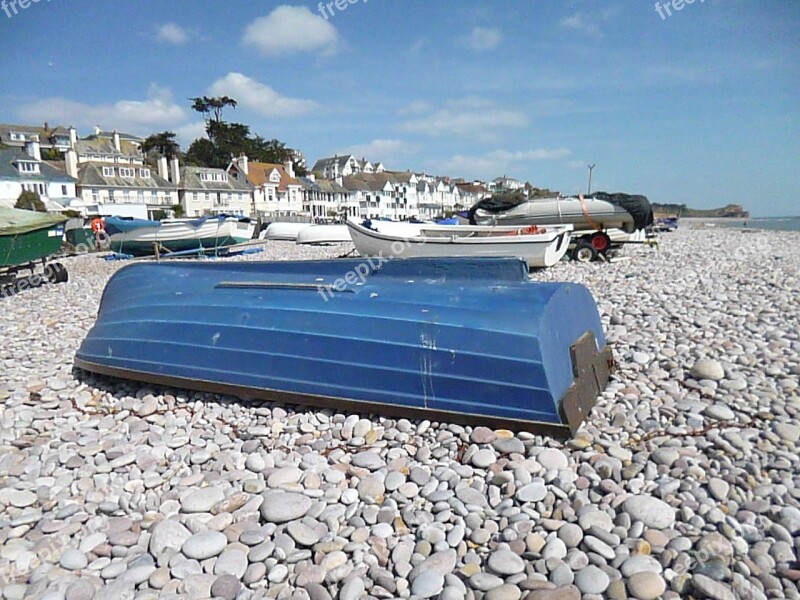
[
  {"xmin": 103, "ymin": 217, "xmax": 161, "ymax": 235},
  {"xmin": 468, "ymin": 191, "xmax": 654, "ymax": 231},
  {"xmin": 75, "ymin": 257, "xmax": 612, "ymax": 434},
  {"xmin": 0, "ymin": 207, "xmax": 67, "ymax": 236}
]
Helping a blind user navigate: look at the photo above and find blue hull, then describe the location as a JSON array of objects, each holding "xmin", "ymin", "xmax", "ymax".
[{"xmin": 75, "ymin": 258, "xmax": 611, "ymax": 434}]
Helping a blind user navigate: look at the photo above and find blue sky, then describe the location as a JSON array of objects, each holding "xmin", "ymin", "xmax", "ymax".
[{"xmin": 1, "ymin": 0, "xmax": 798, "ymax": 216}]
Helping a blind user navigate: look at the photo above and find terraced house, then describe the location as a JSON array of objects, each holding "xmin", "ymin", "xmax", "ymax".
[
  {"xmin": 178, "ymin": 165, "xmax": 254, "ymax": 217},
  {"xmin": 0, "ymin": 137, "xmax": 77, "ymax": 210},
  {"xmin": 228, "ymin": 155, "xmax": 302, "ymax": 219},
  {"xmin": 66, "ymin": 130, "xmax": 178, "ymax": 218}
]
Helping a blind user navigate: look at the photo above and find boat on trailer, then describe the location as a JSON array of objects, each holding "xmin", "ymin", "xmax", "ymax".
[
  {"xmin": 0, "ymin": 207, "xmax": 68, "ymax": 296},
  {"xmin": 75, "ymin": 257, "xmax": 612, "ymax": 436},
  {"xmin": 347, "ymin": 219, "xmax": 573, "ymax": 268},
  {"xmin": 103, "ymin": 215, "xmax": 255, "ymax": 257}
]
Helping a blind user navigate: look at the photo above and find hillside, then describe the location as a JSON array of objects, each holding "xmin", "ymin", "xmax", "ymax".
[{"xmin": 652, "ymin": 203, "xmax": 749, "ymax": 218}]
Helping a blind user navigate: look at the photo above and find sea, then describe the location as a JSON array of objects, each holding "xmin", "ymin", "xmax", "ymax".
[{"xmin": 715, "ymin": 217, "xmax": 800, "ymax": 232}]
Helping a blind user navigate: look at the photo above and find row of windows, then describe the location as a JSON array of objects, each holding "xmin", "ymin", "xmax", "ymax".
[
  {"xmin": 21, "ymin": 183, "xmax": 46, "ymax": 195},
  {"xmin": 102, "ymin": 166, "xmax": 150, "ymax": 179},
  {"xmin": 200, "ymin": 172, "xmax": 228, "ymax": 182},
  {"xmin": 17, "ymin": 161, "xmax": 39, "ymax": 173}
]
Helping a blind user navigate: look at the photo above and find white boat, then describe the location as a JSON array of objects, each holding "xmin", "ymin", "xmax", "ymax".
[
  {"xmin": 262, "ymin": 222, "xmax": 312, "ymax": 241},
  {"xmin": 346, "ymin": 219, "xmax": 573, "ymax": 268},
  {"xmin": 469, "ymin": 193, "xmax": 653, "ymax": 234},
  {"xmin": 296, "ymin": 224, "xmax": 352, "ymax": 245},
  {"xmin": 104, "ymin": 216, "xmax": 255, "ymax": 257}
]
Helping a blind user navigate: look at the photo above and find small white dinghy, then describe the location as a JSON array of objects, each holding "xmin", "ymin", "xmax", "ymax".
[
  {"xmin": 296, "ymin": 224, "xmax": 352, "ymax": 245},
  {"xmin": 261, "ymin": 222, "xmax": 313, "ymax": 241},
  {"xmin": 346, "ymin": 219, "xmax": 573, "ymax": 268}
]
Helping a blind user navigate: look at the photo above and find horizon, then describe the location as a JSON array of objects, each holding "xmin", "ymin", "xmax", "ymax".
[{"xmin": 1, "ymin": 1, "xmax": 798, "ymax": 217}]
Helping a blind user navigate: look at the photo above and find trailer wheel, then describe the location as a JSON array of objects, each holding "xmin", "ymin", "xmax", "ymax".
[
  {"xmin": 45, "ymin": 262, "xmax": 69, "ymax": 284},
  {"xmin": 589, "ymin": 232, "xmax": 612, "ymax": 253},
  {"xmin": 572, "ymin": 241, "xmax": 598, "ymax": 263}
]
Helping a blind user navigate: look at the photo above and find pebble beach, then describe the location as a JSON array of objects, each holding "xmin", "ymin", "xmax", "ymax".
[{"xmin": 1, "ymin": 226, "xmax": 798, "ymax": 600}]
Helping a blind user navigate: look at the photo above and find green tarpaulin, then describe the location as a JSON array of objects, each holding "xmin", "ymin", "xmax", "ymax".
[{"xmin": 0, "ymin": 207, "xmax": 67, "ymax": 237}]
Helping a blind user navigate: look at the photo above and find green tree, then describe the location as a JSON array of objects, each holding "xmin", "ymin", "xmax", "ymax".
[
  {"xmin": 171, "ymin": 204, "xmax": 185, "ymax": 218},
  {"xmin": 142, "ymin": 131, "xmax": 180, "ymax": 159},
  {"xmin": 190, "ymin": 96, "xmax": 238, "ymax": 133},
  {"xmin": 15, "ymin": 190, "xmax": 47, "ymax": 212}
]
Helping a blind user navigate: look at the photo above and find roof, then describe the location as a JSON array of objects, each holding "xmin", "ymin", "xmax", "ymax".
[
  {"xmin": 75, "ymin": 138, "xmax": 141, "ymax": 158},
  {"xmin": 456, "ymin": 183, "xmax": 488, "ymax": 194},
  {"xmin": 93, "ymin": 131, "xmax": 144, "ymax": 143},
  {"xmin": 0, "ymin": 147, "xmax": 76, "ymax": 183},
  {"xmin": 77, "ymin": 162, "xmax": 176, "ymax": 190},
  {"xmin": 0, "ymin": 123, "xmax": 70, "ymax": 146},
  {"xmin": 180, "ymin": 167, "xmax": 254, "ymax": 192},
  {"xmin": 299, "ymin": 177, "xmax": 350, "ymax": 194},
  {"xmin": 311, "ymin": 154, "xmax": 355, "ymax": 173},
  {"xmin": 244, "ymin": 162, "xmax": 301, "ymax": 191}
]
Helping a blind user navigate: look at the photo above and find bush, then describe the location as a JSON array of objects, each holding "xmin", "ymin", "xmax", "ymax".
[{"xmin": 15, "ymin": 190, "xmax": 47, "ymax": 212}]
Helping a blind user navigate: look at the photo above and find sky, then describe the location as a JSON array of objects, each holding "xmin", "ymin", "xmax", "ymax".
[{"xmin": 1, "ymin": 0, "xmax": 798, "ymax": 216}]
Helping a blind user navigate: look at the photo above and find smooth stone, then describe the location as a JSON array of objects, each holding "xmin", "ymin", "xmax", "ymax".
[
  {"xmin": 469, "ymin": 572, "xmax": 505, "ymax": 591},
  {"xmin": 472, "ymin": 449, "xmax": 497, "ymax": 468},
  {"xmin": 488, "ymin": 549, "xmax": 525, "ymax": 575},
  {"xmin": 181, "ymin": 531, "xmax": 228, "ymax": 560},
  {"xmin": 260, "ymin": 491, "xmax": 312, "ymax": 523},
  {"xmin": 60, "ymin": 549, "xmax": 88, "ymax": 570},
  {"xmin": 516, "ymin": 482, "xmax": 547, "ymax": 503},
  {"xmin": 574, "ymin": 566, "xmax": 609, "ymax": 595},
  {"xmin": 181, "ymin": 487, "xmax": 225, "ymax": 513},
  {"xmin": 214, "ymin": 548, "xmax": 248, "ymax": 579},
  {"xmin": 691, "ymin": 574, "xmax": 736, "ymax": 600},
  {"xmin": 690, "ymin": 359, "xmax": 725, "ymax": 381},
  {"xmin": 340, "ymin": 577, "xmax": 366, "ymax": 600},
  {"xmin": 210, "ymin": 574, "xmax": 241, "ymax": 600},
  {"xmin": 412, "ymin": 571, "xmax": 445, "ymax": 598},
  {"xmin": 628, "ymin": 572, "xmax": 666, "ymax": 600},
  {"xmin": 623, "ymin": 496, "xmax": 675, "ymax": 529},
  {"xmin": 537, "ymin": 448, "xmax": 569, "ymax": 470},
  {"xmin": 287, "ymin": 521, "xmax": 322, "ymax": 546},
  {"xmin": 149, "ymin": 519, "xmax": 192, "ymax": 556}
]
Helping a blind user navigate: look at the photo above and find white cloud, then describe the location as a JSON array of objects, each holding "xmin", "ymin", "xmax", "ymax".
[
  {"xmin": 401, "ymin": 98, "xmax": 529, "ymax": 141},
  {"xmin": 17, "ymin": 85, "xmax": 187, "ymax": 134},
  {"xmin": 559, "ymin": 13, "xmax": 602, "ymax": 38},
  {"xmin": 344, "ymin": 139, "xmax": 419, "ymax": 166},
  {"xmin": 243, "ymin": 6, "xmax": 338, "ymax": 56},
  {"xmin": 462, "ymin": 26, "xmax": 502, "ymax": 51},
  {"xmin": 208, "ymin": 73, "xmax": 318, "ymax": 118},
  {"xmin": 398, "ymin": 100, "xmax": 433, "ymax": 116},
  {"xmin": 434, "ymin": 148, "xmax": 570, "ymax": 180},
  {"xmin": 155, "ymin": 23, "xmax": 189, "ymax": 45}
]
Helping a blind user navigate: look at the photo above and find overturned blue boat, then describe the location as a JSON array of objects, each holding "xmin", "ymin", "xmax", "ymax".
[{"xmin": 75, "ymin": 258, "xmax": 612, "ymax": 435}]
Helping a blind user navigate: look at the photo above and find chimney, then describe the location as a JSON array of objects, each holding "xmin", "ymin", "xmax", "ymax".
[
  {"xmin": 170, "ymin": 157, "xmax": 180, "ymax": 185},
  {"xmin": 306, "ymin": 173, "xmax": 315, "ymax": 182},
  {"xmin": 65, "ymin": 149, "xmax": 78, "ymax": 179},
  {"xmin": 44, "ymin": 121, "xmax": 49, "ymax": 131},
  {"xmin": 284, "ymin": 160, "xmax": 294, "ymax": 179},
  {"xmin": 94, "ymin": 126, "xmax": 101, "ymax": 136},
  {"xmin": 237, "ymin": 153, "xmax": 249, "ymax": 175},
  {"xmin": 158, "ymin": 156, "xmax": 168, "ymax": 180},
  {"xmin": 25, "ymin": 135, "xmax": 41, "ymax": 161},
  {"xmin": 68, "ymin": 126, "xmax": 77, "ymax": 149},
  {"xmin": 112, "ymin": 130, "xmax": 121, "ymax": 152}
]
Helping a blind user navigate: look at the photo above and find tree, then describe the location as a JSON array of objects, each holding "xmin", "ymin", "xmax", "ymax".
[
  {"xmin": 190, "ymin": 96, "xmax": 238, "ymax": 130},
  {"xmin": 15, "ymin": 190, "xmax": 47, "ymax": 212},
  {"xmin": 171, "ymin": 204, "xmax": 185, "ymax": 218},
  {"xmin": 142, "ymin": 131, "xmax": 180, "ymax": 159}
]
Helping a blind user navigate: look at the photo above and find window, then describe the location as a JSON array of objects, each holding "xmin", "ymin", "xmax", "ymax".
[
  {"xmin": 10, "ymin": 132, "xmax": 25, "ymax": 141},
  {"xmin": 140, "ymin": 169, "xmax": 150, "ymax": 178},
  {"xmin": 102, "ymin": 167, "xmax": 114, "ymax": 177},
  {"xmin": 61, "ymin": 185, "xmax": 68, "ymax": 196},
  {"xmin": 138, "ymin": 190, "xmax": 144, "ymax": 203},
  {"xmin": 119, "ymin": 168, "xmax": 135, "ymax": 178},
  {"xmin": 17, "ymin": 161, "xmax": 38, "ymax": 173},
  {"xmin": 92, "ymin": 189, "xmax": 99, "ymax": 202},
  {"xmin": 109, "ymin": 190, "xmax": 116, "ymax": 203}
]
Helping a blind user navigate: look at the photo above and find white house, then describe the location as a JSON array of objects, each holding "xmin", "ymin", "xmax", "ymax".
[
  {"xmin": 300, "ymin": 175, "xmax": 358, "ymax": 221},
  {"xmin": 311, "ymin": 154, "xmax": 386, "ymax": 180},
  {"xmin": 179, "ymin": 164, "xmax": 253, "ymax": 217},
  {"xmin": 0, "ymin": 139, "xmax": 77, "ymax": 210},
  {"xmin": 228, "ymin": 155, "xmax": 303, "ymax": 218},
  {"xmin": 342, "ymin": 171, "xmax": 420, "ymax": 220},
  {"xmin": 0, "ymin": 123, "xmax": 72, "ymax": 155},
  {"xmin": 67, "ymin": 129, "xmax": 178, "ymax": 218}
]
